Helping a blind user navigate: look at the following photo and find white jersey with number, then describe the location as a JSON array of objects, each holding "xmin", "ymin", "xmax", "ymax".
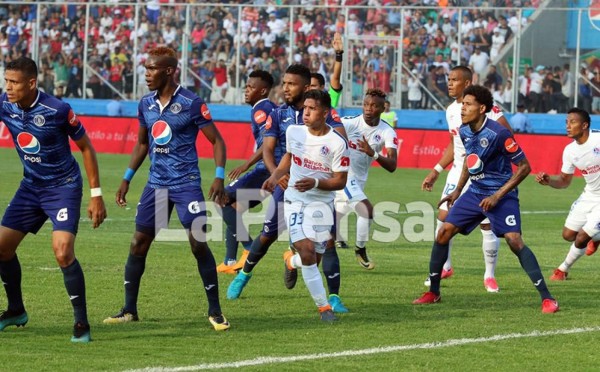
[
  {"xmin": 341, "ymin": 115, "xmax": 398, "ymax": 187},
  {"xmin": 562, "ymin": 132, "xmax": 600, "ymax": 198},
  {"xmin": 285, "ymin": 125, "xmax": 349, "ymax": 204},
  {"xmin": 446, "ymin": 100, "xmax": 504, "ymax": 167}
]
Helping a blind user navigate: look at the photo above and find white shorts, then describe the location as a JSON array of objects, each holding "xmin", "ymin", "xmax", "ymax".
[
  {"xmin": 439, "ymin": 164, "xmax": 490, "ymax": 224},
  {"xmin": 284, "ymin": 200, "xmax": 334, "ymax": 252},
  {"xmin": 565, "ymin": 192, "xmax": 600, "ymax": 236},
  {"xmin": 334, "ymin": 178, "xmax": 367, "ymax": 215}
]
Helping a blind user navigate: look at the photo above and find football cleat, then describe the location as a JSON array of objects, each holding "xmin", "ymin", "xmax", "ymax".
[
  {"xmin": 71, "ymin": 322, "xmax": 91, "ymax": 343},
  {"xmin": 541, "ymin": 298, "xmax": 559, "ymax": 313},
  {"xmin": 484, "ymin": 277, "xmax": 500, "ymax": 293},
  {"xmin": 318, "ymin": 305, "xmax": 338, "ymax": 322},
  {"xmin": 441, "ymin": 267, "xmax": 454, "ymax": 279},
  {"xmin": 549, "ymin": 268, "xmax": 568, "ymax": 281},
  {"xmin": 335, "ymin": 241, "xmax": 349, "ymax": 249},
  {"xmin": 412, "ymin": 291, "xmax": 441, "ymax": 304},
  {"xmin": 208, "ymin": 314, "xmax": 231, "ymax": 331},
  {"xmin": 283, "ymin": 250, "xmax": 298, "ymax": 290},
  {"xmin": 328, "ymin": 294, "xmax": 349, "ymax": 313},
  {"xmin": 103, "ymin": 309, "xmax": 139, "ymax": 324},
  {"xmin": 0, "ymin": 309, "xmax": 28, "ymax": 331},
  {"xmin": 355, "ymin": 248, "xmax": 375, "ymax": 270},
  {"xmin": 230, "ymin": 249, "xmax": 250, "ymax": 272},
  {"xmin": 227, "ymin": 271, "xmax": 252, "ymax": 299},
  {"xmin": 586, "ymin": 240, "xmax": 599, "ymax": 256},
  {"xmin": 216, "ymin": 262, "xmax": 237, "ymax": 275}
]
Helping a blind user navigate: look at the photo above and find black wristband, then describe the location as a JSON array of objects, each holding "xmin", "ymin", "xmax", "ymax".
[{"xmin": 335, "ymin": 53, "xmax": 343, "ymax": 62}]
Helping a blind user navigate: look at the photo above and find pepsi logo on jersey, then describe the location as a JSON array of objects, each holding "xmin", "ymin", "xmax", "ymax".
[
  {"xmin": 151, "ymin": 121, "xmax": 172, "ymax": 146},
  {"xmin": 467, "ymin": 153, "xmax": 484, "ymax": 174},
  {"xmin": 17, "ymin": 132, "xmax": 42, "ymax": 162}
]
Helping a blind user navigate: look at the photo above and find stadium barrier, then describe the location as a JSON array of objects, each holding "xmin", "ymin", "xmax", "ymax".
[{"xmin": 0, "ymin": 116, "xmax": 571, "ymax": 175}]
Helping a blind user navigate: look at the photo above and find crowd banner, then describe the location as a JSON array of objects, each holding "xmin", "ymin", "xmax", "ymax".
[{"xmin": 0, "ymin": 117, "xmax": 571, "ymax": 175}]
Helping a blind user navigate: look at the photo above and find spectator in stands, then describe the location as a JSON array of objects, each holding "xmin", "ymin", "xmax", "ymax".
[
  {"xmin": 489, "ymin": 27, "xmax": 505, "ymax": 61},
  {"xmin": 106, "ymin": 93, "xmax": 124, "ymax": 117},
  {"xmin": 441, "ymin": 14, "xmax": 455, "ymax": 37},
  {"xmin": 484, "ymin": 64, "xmax": 503, "ymax": 91},
  {"xmin": 592, "ymin": 68, "xmax": 600, "ymax": 115},
  {"xmin": 578, "ymin": 66, "xmax": 593, "ymax": 113},
  {"xmin": 212, "ymin": 59, "xmax": 228, "ymax": 103},
  {"xmin": 66, "ymin": 58, "xmax": 82, "ymax": 98},
  {"xmin": 510, "ymin": 103, "xmax": 532, "ymax": 133},
  {"xmin": 109, "ymin": 57, "xmax": 124, "ymax": 93},
  {"xmin": 468, "ymin": 46, "xmax": 489, "ymax": 80},
  {"xmin": 381, "ymin": 100, "xmax": 398, "ymax": 127},
  {"xmin": 198, "ymin": 60, "xmax": 214, "ymax": 103},
  {"xmin": 408, "ymin": 69, "xmax": 422, "ymax": 109}
]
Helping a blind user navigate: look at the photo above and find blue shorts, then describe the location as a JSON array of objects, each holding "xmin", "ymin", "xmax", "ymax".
[
  {"xmin": 446, "ymin": 190, "xmax": 521, "ymax": 237},
  {"xmin": 225, "ymin": 167, "xmax": 270, "ymax": 208},
  {"xmin": 1, "ymin": 182, "xmax": 82, "ymax": 235},
  {"xmin": 261, "ymin": 185, "xmax": 286, "ymax": 238},
  {"xmin": 135, "ymin": 185, "xmax": 207, "ymax": 235}
]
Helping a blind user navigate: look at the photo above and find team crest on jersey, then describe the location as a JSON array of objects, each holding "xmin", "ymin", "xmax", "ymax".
[
  {"xmin": 466, "ymin": 153, "xmax": 484, "ymax": 174},
  {"xmin": 151, "ymin": 120, "xmax": 172, "ymax": 145},
  {"xmin": 254, "ymin": 110, "xmax": 267, "ymax": 124},
  {"xmin": 320, "ymin": 146, "xmax": 330, "ymax": 156},
  {"xmin": 170, "ymin": 103, "xmax": 182, "ymax": 114},
  {"xmin": 200, "ymin": 103, "xmax": 212, "ymax": 120},
  {"xmin": 479, "ymin": 138, "xmax": 489, "ymax": 148},
  {"xmin": 593, "ymin": 147, "xmax": 600, "ymax": 156},
  {"xmin": 33, "ymin": 115, "xmax": 45, "ymax": 127},
  {"xmin": 17, "ymin": 132, "xmax": 41, "ymax": 154},
  {"xmin": 504, "ymin": 137, "xmax": 519, "ymax": 153},
  {"xmin": 67, "ymin": 109, "xmax": 79, "ymax": 127},
  {"xmin": 374, "ymin": 134, "xmax": 381, "ymax": 143}
]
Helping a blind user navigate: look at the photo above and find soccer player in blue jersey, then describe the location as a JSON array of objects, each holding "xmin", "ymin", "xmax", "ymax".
[
  {"xmin": 217, "ymin": 70, "xmax": 277, "ymax": 274},
  {"xmin": 0, "ymin": 57, "xmax": 107, "ymax": 342},
  {"xmin": 413, "ymin": 85, "xmax": 559, "ymax": 313},
  {"xmin": 226, "ymin": 64, "xmax": 349, "ymax": 313},
  {"xmin": 103, "ymin": 47, "xmax": 230, "ymax": 331}
]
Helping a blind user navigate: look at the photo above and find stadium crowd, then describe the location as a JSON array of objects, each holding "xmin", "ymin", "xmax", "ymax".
[{"xmin": 0, "ymin": 0, "xmax": 591, "ymax": 113}]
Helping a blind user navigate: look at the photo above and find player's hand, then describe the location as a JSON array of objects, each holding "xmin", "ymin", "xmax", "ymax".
[
  {"xmin": 209, "ymin": 178, "xmax": 225, "ymax": 206},
  {"xmin": 88, "ymin": 196, "xmax": 107, "ymax": 229},
  {"xmin": 357, "ymin": 135, "xmax": 375, "ymax": 157},
  {"xmin": 333, "ymin": 32, "xmax": 343, "ymax": 53},
  {"xmin": 115, "ymin": 180, "xmax": 130, "ymax": 207},
  {"xmin": 228, "ymin": 164, "xmax": 249, "ymax": 181},
  {"xmin": 535, "ymin": 172, "xmax": 550, "ymax": 185},
  {"xmin": 262, "ymin": 175, "xmax": 279, "ymax": 193},
  {"xmin": 438, "ymin": 190, "xmax": 460, "ymax": 209},
  {"xmin": 294, "ymin": 177, "xmax": 317, "ymax": 192},
  {"xmin": 277, "ymin": 174, "xmax": 290, "ymax": 190},
  {"xmin": 480, "ymin": 194, "xmax": 500, "ymax": 212},
  {"xmin": 422, "ymin": 170, "xmax": 439, "ymax": 191}
]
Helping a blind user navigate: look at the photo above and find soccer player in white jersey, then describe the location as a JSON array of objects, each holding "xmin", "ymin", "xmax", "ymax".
[
  {"xmin": 421, "ymin": 66, "xmax": 512, "ymax": 292},
  {"xmin": 536, "ymin": 108, "xmax": 600, "ymax": 280},
  {"xmin": 263, "ymin": 89, "xmax": 349, "ymax": 322},
  {"xmin": 335, "ymin": 89, "xmax": 398, "ymax": 269}
]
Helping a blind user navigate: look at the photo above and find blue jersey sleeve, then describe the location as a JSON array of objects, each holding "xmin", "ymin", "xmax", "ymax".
[
  {"xmin": 59, "ymin": 103, "xmax": 86, "ymax": 141},
  {"xmin": 326, "ymin": 107, "xmax": 343, "ymax": 129},
  {"xmin": 263, "ymin": 111, "xmax": 280, "ymax": 138},
  {"xmin": 138, "ymin": 99, "xmax": 147, "ymax": 128},
  {"xmin": 499, "ymin": 130, "xmax": 526, "ymax": 164},
  {"xmin": 191, "ymin": 96, "xmax": 213, "ymax": 129}
]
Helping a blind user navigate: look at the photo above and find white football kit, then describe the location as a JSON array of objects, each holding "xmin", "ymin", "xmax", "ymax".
[
  {"xmin": 284, "ymin": 125, "xmax": 349, "ymax": 247},
  {"xmin": 335, "ymin": 115, "xmax": 398, "ymax": 211},
  {"xmin": 561, "ymin": 132, "xmax": 600, "ymax": 236}
]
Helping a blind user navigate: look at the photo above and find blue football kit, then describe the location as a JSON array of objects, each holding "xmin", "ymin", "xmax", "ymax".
[
  {"xmin": 446, "ymin": 118, "xmax": 526, "ymax": 236},
  {"xmin": 135, "ymin": 86, "xmax": 213, "ymax": 233},
  {"xmin": 1, "ymin": 90, "xmax": 85, "ymax": 234}
]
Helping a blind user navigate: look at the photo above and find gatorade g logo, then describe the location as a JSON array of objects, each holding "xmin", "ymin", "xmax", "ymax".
[
  {"xmin": 504, "ymin": 137, "xmax": 519, "ymax": 153},
  {"xmin": 466, "ymin": 153, "xmax": 484, "ymax": 174},
  {"xmin": 151, "ymin": 121, "xmax": 172, "ymax": 145},
  {"xmin": 17, "ymin": 132, "xmax": 40, "ymax": 154},
  {"xmin": 201, "ymin": 103, "xmax": 212, "ymax": 120},
  {"xmin": 254, "ymin": 110, "xmax": 267, "ymax": 124}
]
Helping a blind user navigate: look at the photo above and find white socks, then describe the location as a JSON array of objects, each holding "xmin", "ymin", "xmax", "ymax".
[
  {"xmin": 301, "ymin": 264, "xmax": 328, "ymax": 308},
  {"xmin": 481, "ymin": 229, "xmax": 499, "ymax": 279},
  {"xmin": 559, "ymin": 243, "xmax": 586, "ymax": 272}
]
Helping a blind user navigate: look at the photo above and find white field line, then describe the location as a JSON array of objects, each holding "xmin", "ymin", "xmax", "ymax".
[{"xmin": 126, "ymin": 326, "xmax": 600, "ymax": 372}]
